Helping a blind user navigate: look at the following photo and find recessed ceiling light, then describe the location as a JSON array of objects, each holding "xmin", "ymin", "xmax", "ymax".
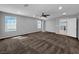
[
  {"xmin": 58, "ymin": 6, "xmax": 63, "ymax": 10},
  {"xmin": 62, "ymin": 12, "xmax": 66, "ymax": 15}
]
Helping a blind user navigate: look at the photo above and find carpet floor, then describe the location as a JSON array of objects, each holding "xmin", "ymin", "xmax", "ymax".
[{"xmin": 0, "ymin": 32, "xmax": 78, "ymax": 54}]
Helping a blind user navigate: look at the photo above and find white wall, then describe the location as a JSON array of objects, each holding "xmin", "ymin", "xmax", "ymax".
[
  {"xmin": 46, "ymin": 19, "xmax": 56, "ymax": 32},
  {"xmin": 0, "ymin": 13, "xmax": 2, "ymax": 38},
  {"xmin": 46, "ymin": 17, "xmax": 77, "ymax": 38},
  {"xmin": 0, "ymin": 12, "xmax": 41, "ymax": 39}
]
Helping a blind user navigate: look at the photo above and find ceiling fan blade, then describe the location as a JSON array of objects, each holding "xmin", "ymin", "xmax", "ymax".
[{"xmin": 46, "ymin": 14, "xmax": 50, "ymax": 16}]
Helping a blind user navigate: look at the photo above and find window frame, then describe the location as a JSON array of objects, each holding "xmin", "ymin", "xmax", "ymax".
[
  {"xmin": 37, "ymin": 20, "xmax": 42, "ymax": 29},
  {"xmin": 5, "ymin": 16, "xmax": 16, "ymax": 32}
]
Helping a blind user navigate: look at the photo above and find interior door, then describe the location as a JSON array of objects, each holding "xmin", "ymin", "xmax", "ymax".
[{"xmin": 67, "ymin": 18, "xmax": 77, "ymax": 37}]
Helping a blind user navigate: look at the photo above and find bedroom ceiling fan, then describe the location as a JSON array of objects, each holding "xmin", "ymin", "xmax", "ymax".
[
  {"xmin": 33, "ymin": 11, "xmax": 50, "ymax": 20},
  {"xmin": 41, "ymin": 12, "xmax": 50, "ymax": 18}
]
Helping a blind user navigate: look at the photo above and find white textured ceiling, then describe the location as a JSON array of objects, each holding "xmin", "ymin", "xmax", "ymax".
[{"xmin": 0, "ymin": 4, "xmax": 79, "ymax": 19}]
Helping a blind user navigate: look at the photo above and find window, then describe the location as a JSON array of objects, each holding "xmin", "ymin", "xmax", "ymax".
[
  {"xmin": 5, "ymin": 16, "xmax": 16, "ymax": 32},
  {"xmin": 37, "ymin": 20, "xmax": 42, "ymax": 29}
]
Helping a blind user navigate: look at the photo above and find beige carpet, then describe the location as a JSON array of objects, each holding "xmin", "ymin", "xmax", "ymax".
[{"xmin": 0, "ymin": 32, "xmax": 78, "ymax": 54}]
